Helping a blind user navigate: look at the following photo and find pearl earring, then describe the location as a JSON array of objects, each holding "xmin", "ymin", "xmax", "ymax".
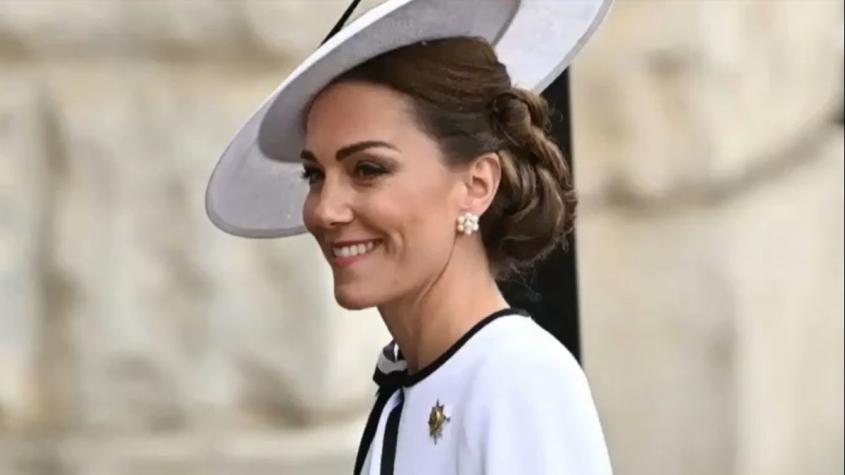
[{"xmin": 456, "ymin": 212, "xmax": 479, "ymax": 235}]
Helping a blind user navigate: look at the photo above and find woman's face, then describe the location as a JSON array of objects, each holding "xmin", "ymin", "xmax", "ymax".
[{"xmin": 301, "ymin": 81, "xmax": 464, "ymax": 309}]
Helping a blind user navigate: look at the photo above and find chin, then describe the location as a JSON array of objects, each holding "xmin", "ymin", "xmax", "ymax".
[{"xmin": 334, "ymin": 285, "xmax": 379, "ymax": 310}]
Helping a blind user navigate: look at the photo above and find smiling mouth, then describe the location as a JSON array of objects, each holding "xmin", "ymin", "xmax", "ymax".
[{"xmin": 330, "ymin": 240, "xmax": 381, "ymax": 264}]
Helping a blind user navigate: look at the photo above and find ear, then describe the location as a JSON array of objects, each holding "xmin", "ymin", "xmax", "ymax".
[{"xmin": 461, "ymin": 152, "xmax": 502, "ymax": 214}]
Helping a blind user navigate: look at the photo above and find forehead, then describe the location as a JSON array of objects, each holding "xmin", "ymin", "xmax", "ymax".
[{"xmin": 304, "ymin": 81, "xmax": 423, "ymax": 152}]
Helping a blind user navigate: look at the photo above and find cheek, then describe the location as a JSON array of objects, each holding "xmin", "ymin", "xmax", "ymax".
[{"xmin": 372, "ymin": 180, "xmax": 456, "ymax": 262}]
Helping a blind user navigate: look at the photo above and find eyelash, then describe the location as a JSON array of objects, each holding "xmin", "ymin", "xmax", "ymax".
[
  {"xmin": 300, "ymin": 161, "xmax": 389, "ymax": 185},
  {"xmin": 300, "ymin": 166, "xmax": 324, "ymax": 185},
  {"xmin": 354, "ymin": 161, "xmax": 389, "ymax": 179}
]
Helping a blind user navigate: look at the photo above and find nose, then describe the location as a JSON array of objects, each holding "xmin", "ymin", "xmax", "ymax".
[{"xmin": 307, "ymin": 177, "xmax": 354, "ymax": 230}]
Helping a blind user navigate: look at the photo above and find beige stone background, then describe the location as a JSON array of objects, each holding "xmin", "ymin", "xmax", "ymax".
[{"xmin": 0, "ymin": 0, "xmax": 842, "ymax": 474}]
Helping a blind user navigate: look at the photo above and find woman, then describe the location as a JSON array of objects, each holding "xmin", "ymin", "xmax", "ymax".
[{"xmin": 205, "ymin": 1, "xmax": 613, "ymax": 473}]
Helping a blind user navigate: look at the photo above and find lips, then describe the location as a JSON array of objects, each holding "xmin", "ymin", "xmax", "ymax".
[
  {"xmin": 332, "ymin": 240, "xmax": 378, "ymax": 258},
  {"xmin": 328, "ymin": 239, "xmax": 381, "ymax": 265}
]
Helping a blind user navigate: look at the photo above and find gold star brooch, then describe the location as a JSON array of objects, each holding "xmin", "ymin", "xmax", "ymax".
[{"xmin": 428, "ymin": 399, "xmax": 451, "ymax": 444}]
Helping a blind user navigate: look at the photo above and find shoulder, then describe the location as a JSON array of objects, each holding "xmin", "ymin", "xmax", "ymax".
[
  {"xmin": 462, "ymin": 314, "xmax": 599, "ymax": 425},
  {"xmin": 458, "ymin": 315, "xmax": 613, "ymax": 474},
  {"xmin": 470, "ymin": 315, "xmax": 586, "ymax": 390}
]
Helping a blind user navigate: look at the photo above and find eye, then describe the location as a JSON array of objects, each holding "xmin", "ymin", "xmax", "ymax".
[
  {"xmin": 300, "ymin": 166, "xmax": 324, "ymax": 185},
  {"xmin": 354, "ymin": 161, "xmax": 389, "ymax": 180}
]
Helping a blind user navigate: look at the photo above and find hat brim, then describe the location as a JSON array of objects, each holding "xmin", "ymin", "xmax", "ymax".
[{"xmin": 206, "ymin": 0, "xmax": 612, "ymax": 238}]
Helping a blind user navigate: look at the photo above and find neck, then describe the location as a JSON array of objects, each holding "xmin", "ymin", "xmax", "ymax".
[{"xmin": 377, "ymin": 243, "xmax": 509, "ymax": 374}]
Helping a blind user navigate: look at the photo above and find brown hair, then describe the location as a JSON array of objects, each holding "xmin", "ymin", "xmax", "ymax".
[{"xmin": 330, "ymin": 37, "xmax": 577, "ymax": 277}]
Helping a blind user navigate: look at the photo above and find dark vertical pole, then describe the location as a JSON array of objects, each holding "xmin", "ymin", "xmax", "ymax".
[{"xmin": 499, "ymin": 69, "xmax": 581, "ymax": 364}]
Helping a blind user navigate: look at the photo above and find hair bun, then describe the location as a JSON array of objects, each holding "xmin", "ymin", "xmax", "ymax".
[
  {"xmin": 483, "ymin": 87, "xmax": 576, "ymax": 274},
  {"xmin": 489, "ymin": 89, "xmax": 551, "ymax": 146}
]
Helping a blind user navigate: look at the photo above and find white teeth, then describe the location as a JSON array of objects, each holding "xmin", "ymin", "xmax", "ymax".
[{"xmin": 332, "ymin": 241, "xmax": 379, "ymax": 258}]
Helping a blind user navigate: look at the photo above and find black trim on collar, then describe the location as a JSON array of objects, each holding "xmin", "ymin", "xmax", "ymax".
[
  {"xmin": 403, "ymin": 307, "xmax": 529, "ymax": 387},
  {"xmin": 357, "ymin": 307, "xmax": 528, "ymax": 474}
]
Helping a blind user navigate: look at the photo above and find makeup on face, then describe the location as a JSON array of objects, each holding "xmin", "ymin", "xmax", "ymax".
[
  {"xmin": 299, "ymin": 142, "xmax": 397, "ymax": 271},
  {"xmin": 299, "ymin": 141, "xmax": 400, "ymax": 186},
  {"xmin": 300, "ymin": 81, "xmax": 459, "ymax": 309}
]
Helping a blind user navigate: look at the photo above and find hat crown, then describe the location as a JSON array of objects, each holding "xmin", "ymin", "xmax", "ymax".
[{"xmin": 205, "ymin": 0, "xmax": 613, "ymax": 238}]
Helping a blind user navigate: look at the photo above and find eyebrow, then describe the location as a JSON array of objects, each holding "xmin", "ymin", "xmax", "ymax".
[{"xmin": 300, "ymin": 140, "xmax": 399, "ymax": 162}]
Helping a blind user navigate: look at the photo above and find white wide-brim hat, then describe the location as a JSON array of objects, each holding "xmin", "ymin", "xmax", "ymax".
[{"xmin": 205, "ymin": 0, "xmax": 612, "ymax": 238}]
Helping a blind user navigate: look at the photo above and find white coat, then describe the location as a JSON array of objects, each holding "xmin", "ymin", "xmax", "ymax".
[{"xmin": 355, "ymin": 308, "xmax": 613, "ymax": 475}]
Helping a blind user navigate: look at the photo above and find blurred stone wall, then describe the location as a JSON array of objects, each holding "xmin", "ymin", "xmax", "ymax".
[
  {"xmin": 574, "ymin": 2, "xmax": 844, "ymax": 475},
  {"xmin": 0, "ymin": 1, "xmax": 843, "ymax": 475},
  {"xmin": 0, "ymin": 1, "xmax": 391, "ymax": 474}
]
